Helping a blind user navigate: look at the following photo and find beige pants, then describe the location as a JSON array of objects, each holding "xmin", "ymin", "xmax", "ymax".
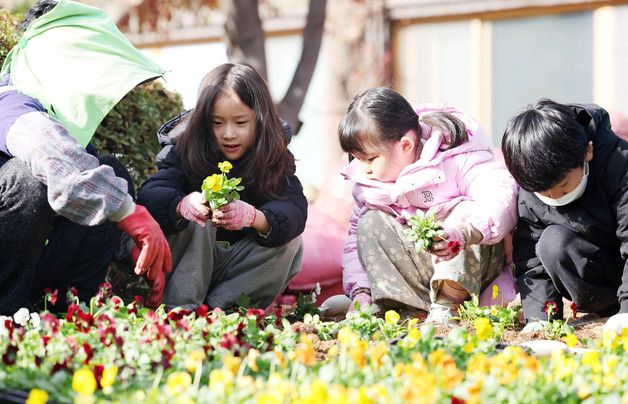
[{"xmin": 357, "ymin": 210, "xmax": 504, "ymax": 311}]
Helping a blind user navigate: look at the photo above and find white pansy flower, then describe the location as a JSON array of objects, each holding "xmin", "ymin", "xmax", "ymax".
[
  {"xmin": 30, "ymin": 312, "xmax": 41, "ymax": 329},
  {"xmin": 13, "ymin": 307, "xmax": 30, "ymax": 326},
  {"xmin": 314, "ymin": 282, "xmax": 321, "ymax": 296}
]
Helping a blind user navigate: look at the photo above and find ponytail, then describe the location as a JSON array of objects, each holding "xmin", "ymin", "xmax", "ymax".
[{"xmin": 420, "ymin": 112, "xmax": 468, "ymax": 149}]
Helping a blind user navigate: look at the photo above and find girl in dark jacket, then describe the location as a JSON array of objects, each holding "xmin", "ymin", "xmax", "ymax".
[
  {"xmin": 138, "ymin": 63, "xmax": 307, "ymax": 310},
  {"xmin": 501, "ymin": 99, "xmax": 628, "ymax": 334}
]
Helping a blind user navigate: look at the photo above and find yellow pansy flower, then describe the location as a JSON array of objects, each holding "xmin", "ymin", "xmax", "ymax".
[
  {"xmin": 492, "ymin": 285, "xmax": 499, "ymax": 300},
  {"xmin": 100, "ymin": 366, "xmax": 118, "ymax": 389},
  {"xmin": 338, "ymin": 327, "xmax": 357, "ymax": 347},
  {"xmin": 166, "ymin": 371, "xmax": 192, "ymax": 396},
  {"xmin": 463, "ymin": 341, "xmax": 475, "ymax": 353},
  {"xmin": 385, "ymin": 310, "xmax": 400, "ymax": 325},
  {"xmin": 473, "ymin": 317, "xmax": 492, "ymax": 340},
  {"xmin": 204, "ymin": 174, "xmax": 222, "ymax": 192},
  {"xmin": 222, "ymin": 354, "xmax": 242, "ymax": 375},
  {"xmin": 184, "ymin": 349, "xmax": 206, "ymax": 373},
  {"xmin": 257, "ymin": 392, "xmax": 282, "ymax": 404},
  {"xmin": 209, "ymin": 369, "xmax": 234, "ymax": 393},
  {"xmin": 301, "ymin": 380, "xmax": 328, "ymax": 402},
  {"xmin": 562, "ymin": 333, "xmax": 578, "ymax": 348},
  {"xmin": 349, "ymin": 339, "xmax": 368, "ymax": 367},
  {"xmin": 247, "ymin": 349, "xmax": 260, "ymax": 372},
  {"xmin": 577, "ymin": 383, "xmax": 591, "ymax": 400},
  {"xmin": 72, "ymin": 367, "xmax": 97, "ymax": 396},
  {"xmin": 26, "ymin": 389, "xmax": 48, "ymax": 404},
  {"xmin": 368, "ymin": 342, "xmax": 388, "ymax": 369},
  {"xmin": 218, "ymin": 161, "xmax": 233, "ymax": 173},
  {"xmin": 294, "ymin": 334, "xmax": 317, "ymax": 366},
  {"xmin": 582, "ymin": 350, "xmax": 601, "ymax": 373},
  {"xmin": 273, "ymin": 348, "xmax": 287, "ymax": 367}
]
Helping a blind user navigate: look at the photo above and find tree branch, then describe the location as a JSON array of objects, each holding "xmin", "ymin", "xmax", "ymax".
[
  {"xmin": 222, "ymin": 0, "xmax": 267, "ymax": 80},
  {"xmin": 277, "ymin": 0, "xmax": 326, "ymax": 135}
]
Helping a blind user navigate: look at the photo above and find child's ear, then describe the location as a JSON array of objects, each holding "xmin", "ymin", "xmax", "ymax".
[
  {"xmin": 400, "ymin": 133, "xmax": 417, "ymax": 153},
  {"xmin": 585, "ymin": 141, "xmax": 593, "ymax": 162}
]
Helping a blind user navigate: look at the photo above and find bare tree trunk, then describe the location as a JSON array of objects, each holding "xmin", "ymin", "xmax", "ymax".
[
  {"xmin": 222, "ymin": 0, "xmax": 267, "ymax": 81},
  {"xmin": 277, "ymin": 0, "xmax": 327, "ymax": 135},
  {"xmin": 313, "ymin": 0, "xmax": 390, "ymax": 224}
]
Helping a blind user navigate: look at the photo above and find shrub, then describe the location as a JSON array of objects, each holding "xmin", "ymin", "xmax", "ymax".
[
  {"xmin": 0, "ymin": 9, "xmax": 184, "ymax": 190},
  {"xmin": 93, "ymin": 82, "xmax": 183, "ymax": 190},
  {"xmin": 0, "ymin": 11, "xmax": 22, "ymax": 69}
]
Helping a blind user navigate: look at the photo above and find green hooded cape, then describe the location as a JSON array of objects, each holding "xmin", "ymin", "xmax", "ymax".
[{"xmin": 1, "ymin": 0, "xmax": 164, "ymax": 146}]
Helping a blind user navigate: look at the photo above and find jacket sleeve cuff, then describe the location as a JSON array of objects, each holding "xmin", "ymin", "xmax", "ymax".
[
  {"xmin": 109, "ymin": 195, "xmax": 136, "ymax": 222},
  {"xmin": 166, "ymin": 194, "xmax": 187, "ymax": 233}
]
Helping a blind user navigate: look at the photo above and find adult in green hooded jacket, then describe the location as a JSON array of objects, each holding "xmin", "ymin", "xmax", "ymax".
[{"xmin": 0, "ymin": 0, "xmax": 171, "ymax": 315}]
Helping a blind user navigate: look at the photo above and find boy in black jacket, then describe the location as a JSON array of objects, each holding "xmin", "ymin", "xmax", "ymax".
[{"xmin": 501, "ymin": 99, "xmax": 627, "ymax": 334}]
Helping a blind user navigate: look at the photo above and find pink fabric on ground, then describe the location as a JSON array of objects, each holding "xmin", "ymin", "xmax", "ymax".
[
  {"xmin": 479, "ymin": 233, "xmax": 517, "ymax": 307},
  {"xmin": 283, "ymin": 206, "xmax": 345, "ymax": 306}
]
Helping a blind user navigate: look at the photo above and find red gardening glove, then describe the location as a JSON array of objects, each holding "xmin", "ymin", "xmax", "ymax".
[
  {"xmin": 430, "ymin": 226, "xmax": 465, "ymax": 261},
  {"xmin": 211, "ymin": 200, "xmax": 256, "ymax": 231},
  {"xmin": 130, "ymin": 246, "xmax": 166, "ymax": 308},
  {"xmin": 146, "ymin": 267, "xmax": 166, "ymax": 308},
  {"xmin": 177, "ymin": 192, "xmax": 211, "ymax": 227},
  {"xmin": 117, "ymin": 204, "xmax": 172, "ymax": 277}
]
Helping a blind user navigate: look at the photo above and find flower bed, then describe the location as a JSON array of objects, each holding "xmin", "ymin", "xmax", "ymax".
[{"xmin": 0, "ymin": 286, "xmax": 626, "ymax": 403}]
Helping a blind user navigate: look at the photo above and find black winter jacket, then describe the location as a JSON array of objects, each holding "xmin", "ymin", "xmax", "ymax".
[
  {"xmin": 137, "ymin": 112, "xmax": 308, "ymax": 248},
  {"xmin": 512, "ymin": 104, "xmax": 628, "ymax": 313}
]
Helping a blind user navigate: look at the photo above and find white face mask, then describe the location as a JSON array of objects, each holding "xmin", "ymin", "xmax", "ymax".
[{"xmin": 535, "ymin": 162, "xmax": 589, "ymax": 207}]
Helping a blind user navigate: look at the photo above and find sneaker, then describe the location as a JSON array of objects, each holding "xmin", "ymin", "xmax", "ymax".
[{"xmin": 425, "ymin": 302, "xmax": 458, "ymax": 325}]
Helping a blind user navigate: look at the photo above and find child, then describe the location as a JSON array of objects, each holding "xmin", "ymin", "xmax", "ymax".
[
  {"xmin": 501, "ymin": 99, "xmax": 628, "ymax": 333},
  {"xmin": 137, "ymin": 63, "xmax": 307, "ymax": 310},
  {"xmin": 339, "ymin": 87, "xmax": 518, "ymax": 324}
]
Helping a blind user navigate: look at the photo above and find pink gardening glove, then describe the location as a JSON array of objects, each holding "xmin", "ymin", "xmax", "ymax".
[
  {"xmin": 177, "ymin": 192, "xmax": 211, "ymax": 227},
  {"xmin": 348, "ymin": 291, "xmax": 372, "ymax": 312},
  {"xmin": 430, "ymin": 226, "xmax": 465, "ymax": 261},
  {"xmin": 212, "ymin": 200, "xmax": 256, "ymax": 231}
]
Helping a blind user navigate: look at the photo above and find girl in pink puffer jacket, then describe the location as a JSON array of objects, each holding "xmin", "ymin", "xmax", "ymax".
[{"xmin": 339, "ymin": 87, "xmax": 518, "ymax": 324}]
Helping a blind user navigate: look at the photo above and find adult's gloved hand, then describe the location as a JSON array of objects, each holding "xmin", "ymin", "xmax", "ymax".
[
  {"xmin": 177, "ymin": 192, "xmax": 210, "ymax": 227},
  {"xmin": 146, "ymin": 267, "xmax": 166, "ymax": 308},
  {"xmin": 117, "ymin": 204, "xmax": 172, "ymax": 277},
  {"xmin": 603, "ymin": 312, "xmax": 628, "ymax": 334},
  {"xmin": 129, "ymin": 246, "xmax": 166, "ymax": 308},
  {"xmin": 212, "ymin": 200, "xmax": 256, "ymax": 231},
  {"xmin": 348, "ymin": 291, "xmax": 372, "ymax": 313},
  {"xmin": 430, "ymin": 226, "xmax": 465, "ymax": 261}
]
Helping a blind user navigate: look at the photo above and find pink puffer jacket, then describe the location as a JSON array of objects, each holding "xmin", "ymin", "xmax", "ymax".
[{"xmin": 341, "ymin": 104, "xmax": 519, "ymax": 298}]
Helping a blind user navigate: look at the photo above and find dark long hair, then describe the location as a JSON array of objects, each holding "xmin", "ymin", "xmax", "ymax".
[
  {"xmin": 176, "ymin": 63, "xmax": 295, "ymax": 201},
  {"xmin": 338, "ymin": 87, "xmax": 467, "ymax": 156},
  {"xmin": 501, "ymin": 99, "xmax": 588, "ymax": 192}
]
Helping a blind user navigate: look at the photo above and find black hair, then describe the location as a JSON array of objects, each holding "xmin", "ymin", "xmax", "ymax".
[
  {"xmin": 501, "ymin": 99, "xmax": 589, "ymax": 192},
  {"xmin": 19, "ymin": 0, "xmax": 58, "ymax": 31},
  {"xmin": 338, "ymin": 87, "xmax": 468, "ymax": 157},
  {"xmin": 176, "ymin": 63, "xmax": 295, "ymax": 202}
]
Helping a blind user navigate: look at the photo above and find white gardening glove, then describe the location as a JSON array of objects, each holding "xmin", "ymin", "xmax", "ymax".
[
  {"xmin": 603, "ymin": 313, "xmax": 628, "ymax": 334},
  {"xmin": 520, "ymin": 320, "xmax": 546, "ymax": 334}
]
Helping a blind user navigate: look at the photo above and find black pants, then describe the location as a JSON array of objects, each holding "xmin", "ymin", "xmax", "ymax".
[
  {"xmin": 0, "ymin": 156, "xmax": 133, "ymax": 315},
  {"xmin": 517, "ymin": 224, "xmax": 621, "ymax": 322}
]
